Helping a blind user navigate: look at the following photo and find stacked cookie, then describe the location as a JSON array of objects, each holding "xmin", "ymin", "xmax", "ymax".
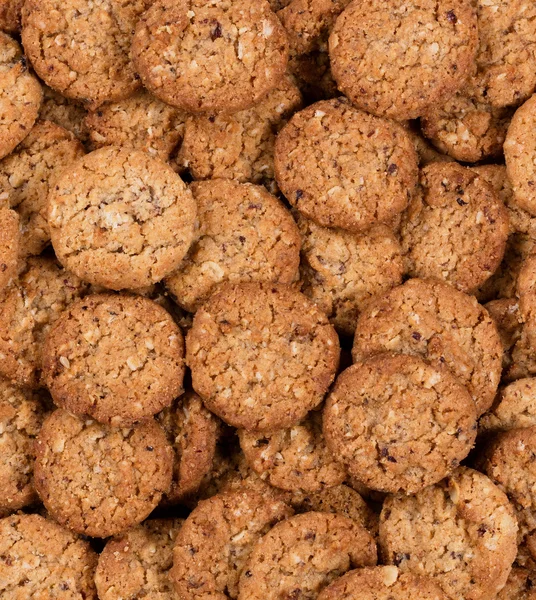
[{"xmin": 1, "ymin": 0, "xmax": 536, "ymax": 598}]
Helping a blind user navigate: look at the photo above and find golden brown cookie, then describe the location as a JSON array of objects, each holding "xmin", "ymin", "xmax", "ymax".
[
  {"xmin": 0, "ymin": 207, "xmax": 18, "ymax": 290},
  {"xmin": 34, "ymin": 409, "xmax": 173, "ymax": 538},
  {"xmin": 21, "ymin": 0, "xmax": 152, "ymax": 108},
  {"xmin": 380, "ymin": 468, "xmax": 518, "ymax": 600},
  {"xmin": 0, "ymin": 0, "xmax": 23, "ymax": 33},
  {"xmin": 497, "ymin": 568, "xmax": 536, "ymax": 600},
  {"xmin": 132, "ymin": 0, "xmax": 289, "ymax": 114},
  {"xmin": 0, "ymin": 120, "xmax": 85, "ymax": 257},
  {"xmin": 39, "ymin": 85, "xmax": 89, "ymax": 145},
  {"xmin": 165, "ymin": 179, "xmax": 301, "ymax": 313},
  {"xmin": 275, "ymin": 97, "xmax": 418, "ymax": 232},
  {"xmin": 400, "ymin": 162, "xmax": 509, "ymax": 293},
  {"xmin": 329, "ymin": 0, "xmax": 478, "ymax": 120},
  {"xmin": 42, "ymin": 294, "xmax": 185, "ymax": 426},
  {"xmin": 352, "ymin": 279, "xmax": 503, "ymax": 416},
  {"xmin": 0, "ymin": 513, "xmax": 97, "ymax": 599},
  {"xmin": 48, "ymin": 147, "xmax": 197, "ymax": 290},
  {"xmin": 0, "ymin": 32, "xmax": 42, "ymax": 160},
  {"xmin": 187, "ymin": 282, "xmax": 340, "ymax": 431},
  {"xmin": 484, "ymin": 298, "xmax": 522, "ymax": 372}
]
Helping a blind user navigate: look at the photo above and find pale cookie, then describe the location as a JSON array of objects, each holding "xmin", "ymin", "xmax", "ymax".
[
  {"xmin": 298, "ymin": 217, "xmax": 404, "ymax": 336},
  {"xmin": 400, "ymin": 162, "xmax": 509, "ymax": 293},
  {"xmin": 352, "ymin": 279, "xmax": 503, "ymax": 416},
  {"xmin": 86, "ymin": 90, "xmax": 188, "ymax": 162},
  {"xmin": 39, "ymin": 85, "xmax": 89, "ymax": 145},
  {"xmin": 178, "ymin": 74, "xmax": 302, "ymax": 187},
  {"xmin": 165, "ymin": 180, "xmax": 301, "ymax": 313},
  {"xmin": 0, "ymin": 376, "xmax": 49, "ymax": 513},
  {"xmin": 171, "ymin": 489, "xmax": 293, "ymax": 600},
  {"xmin": 329, "ymin": 0, "xmax": 478, "ymax": 120},
  {"xmin": 0, "ymin": 257, "xmax": 89, "ymax": 388},
  {"xmin": 0, "ymin": 120, "xmax": 85, "ymax": 257},
  {"xmin": 187, "ymin": 282, "xmax": 340, "ymax": 431},
  {"xmin": 95, "ymin": 518, "xmax": 184, "ymax": 600},
  {"xmin": 484, "ymin": 298, "xmax": 522, "ymax": 371},
  {"xmin": 34, "ymin": 409, "xmax": 173, "ymax": 538},
  {"xmin": 22, "ymin": 0, "xmax": 152, "ymax": 108},
  {"xmin": 157, "ymin": 391, "xmax": 219, "ymax": 504},
  {"xmin": 0, "ymin": 0, "xmax": 22, "ymax": 33},
  {"xmin": 238, "ymin": 512, "xmax": 377, "ymax": 600},
  {"xmin": 324, "ymin": 354, "xmax": 477, "ymax": 494},
  {"xmin": 318, "ymin": 567, "xmax": 449, "ymax": 600},
  {"xmin": 132, "ymin": 0, "xmax": 289, "ymax": 114},
  {"xmin": 497, "ymin": 568, "xmax": 536, "ymax": 600},
  {"xmin": 48, "ymin": 147, "xmax": 197, "ymax": 290},
  {"xmin": 0, "ymin": 32, "xmax": 42, "ymax": 160},
  {"xmin": 239, "ymin": 409, "xmax": 346, "ymax": 493},
  {"xmin": 42, "ymin": 294, "xmax": 185, "ymax": 426},
  {"xmin": 380, "ymin": 467, "xmax": 518, "ymax": 600},
  {"xmin": 0, "ymin": 513, "xmax": 97, "ymax": 599},
  {"xmin": 0, "ymin": 207, "xmax": 18, "ymax": 290},
  {"xmin": 275, "ymin": 97, "xmax": 418, "ymax": 232}
]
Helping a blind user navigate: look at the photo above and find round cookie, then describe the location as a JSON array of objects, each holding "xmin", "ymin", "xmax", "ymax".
[
  {"xmin": 497, "ymin": 568, "xmax": 536, "ymax": 600},
  {"xmin": 0, "ymin": 257, "xmax": 89, "ymax": 388},
  {"xmin": 505, "ymin": 96, "xmax": 536, "ymax": 216},
  {"xmin": 379, "ymin": 467, "xmax": 518, "ymax": 600},
  {"xmin": 0, "ymin": 376, "xmax": 49, "ymax": 513},
  {"xmin": 484, "ymin": 298, "xmax": 522, "ymax": 371},
  {"xmin": 165, "ymin": 180, "xmax": 301, "ymax": 313},
  {"xmin": 237, "ymin": 511, "xmax": 377, "ymax": 600},
  {"xmin": 0, "ymin": 32, "xmax": 42, "ymax": 160},
  {"xmin": 0, "ymin": 207, "xmax": 18, "ymax": 290},
  {"xmin": 297, "ymin": 217, "xmax": 404, "ymax": 336},
  {"xmin": 329, "ymin": 0, "xmax": 477, "ymax": 120},
  {"xmin": 352, "ymin": 278, "xmax": 503, "ymax": 416},
  {"xmin": 1, "ymin": 120, "xmax": 85, "ymax": 257},
  {"xmin": 133, "ymin": 0, "xmax": 288, "ymax": 114},
  {"xmin": 170, "ymin": 489, "xmax": 293, "ymax": 599},
  {"xmin": 48, "ymin": 146, "xmax": 197, "ymax": 290},
  {"xmin": 0, "ymin": 513, "xmax": 97, "ymax": 599},
  {"xmin": 42, "ymin": 294, "xmax": 185, "ymax": 426},
  {"xmin": 21, "ymin": 0, "xmax": 151, "ymax": 108},
  {"xmin": 400, "ymin": 162, "xmax": 509, "ymax": 293},
  {"xmin": 0, "ymin": 0, "xmax": 23, "ymax": 33},
  {"xmin": 86, "ymin": 90, "xmax": 188, "ymax": 162},
  {"xmin": 324, "ymin": 354, "xmax": 477, "ymax": 494},
  {"xmin": 239, "ymin": 409, "xmax": 346, "ymax": 493},
  {"xmin": 39, "ymin": 85, "xmax": 89, "ymax": 145},
  {"xmin": 178, "ymin": 73, "xmax": 302, "ymax": 187},
  {"xmin": 156, "ymin": 391, "xmax": 219, "ymax": 504},
  {"xmin": 95, "ymin": 518, "xmax": 183, "ymax": 600},
  {"xmin": 480, "ymin": 385, "xmax": 536, "ymax": 432},
  {"xmin": 318, "ymin": 567, "xmax": 449, "ymax": 600},
  {"xmin": 187, "ymin": 282, "xmax": 340, "ymax": 431},
  {"xmin": 274, "ymin": 97, "xmax": 418, "ymax": 232},
  {"xmin": 34, "ymin": 409, "xmax": 173, "ymax": 538}
]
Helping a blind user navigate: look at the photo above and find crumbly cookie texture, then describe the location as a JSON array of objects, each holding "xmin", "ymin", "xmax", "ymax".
[
  {"xmin": 48, "ymin": 147, "xmax": 197, "ymax": 290},
  {"xmin": 187, "ymin": 282, "xmax": 340, "ymax": 431},
  {"xmin": 170, "ymin": 489, "xmax": 293, "ymax": 600},
  {"xmin": 324, "ymin": 354, "xmax": 477, "ymax": 494},
  {"xmin": 86, "ymin": 90, "xmax": 188, "ymax": 162},
  {"xmin": 132, "ymin": 0, "xmax": 289, "ymax": 114},
  {"xmin": 275, "ymin": 97, "xmax": 418, "ymax": 232},
  {"xmin": 95, "ymin": 518, "xmax": 183, "ymax": 600},
  {"xmin": 352, "ymin": 278, "xmax": 503, "ymax": 416},
  {"xmin": 0, "ymin": 257, "xmax": 89, "ymax": 388},
  {"xmin": 496, "ymin": 568, "xmax": 536, "ymax": 600},
  {"xmin": 42, "ymin": 294, "xmax": 185, "ymax": 426},
  {"xmin": 517, "ymin": 256, "xmax": 536, "ymax": 323},
  {"xmin": 165, "ymin": 180, "xmax": 301, "ymax": 313},
  {"xmin": 298, "ymin": 217, "xmax": 404, "ymax": 336},
  {"xmin": 0, "ymin": 0, "xmax": 23, "ymax": 33},
  {"xmin": 0, "ymin": 513, "xmax": 98, "ymax": 599},
  {"xmin": 0, "ymin": 120, "xmax": 85, "ymax": 257},
  {"xmin": 380, "ymin": 467, "xmax": 518, "ymax": 600},
  {"xmin": 156, "ymin": 391, "xmax": 219, "ymax": 504},
  {"xmin": 329, "ymin": 0, "xmax": 478, "ymax": 120},
  {"xmin": 508, "ymin": 317, "xmax": 536, "ymax": 382},
  {"xmin": 400, "ymin": 162, "xmax": 509, "ymax": 293},
  {"xmin": 318, "ymin": 567, "xmax": 449, "ymax": 600},
  {"xmin": 0, "ymin": 376, "xmax": 49, "ymax": 513},
  {"xmin": 237, "ymin": 511, "xmax": 377, "ymax": 600},
  {"xmin": 0, "ymin": 207, "xmax": 18, "ymax": 291},
  {"xmin": 39, "ymin": 85, "xmax": 89, "ymax": 144},
  {"xmin": 34, "ymin": 409, "xmax": 173, "ymax": 538},
  {"xmin": 178, "ymin": 73, "xmax": 302, "ymax": 186},
  {"xmin": 484, "ymin": 298, "xmax": 522, "ymax": 372},
  {"xmin": 239, "ymin": 409, "xmax": 346, "ymax": 493},
  {"xmin": 21, "ymin": 0, "xmax": 152, "ymax": 108},
  {"xmin": 0, "ymin": 32, "xmax": 42, "ymax": 160}
]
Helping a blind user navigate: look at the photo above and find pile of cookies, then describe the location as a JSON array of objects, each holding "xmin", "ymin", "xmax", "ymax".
[{"xmin": 1, "ymin": 0, "xmax": 536, "ymax": 598}]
